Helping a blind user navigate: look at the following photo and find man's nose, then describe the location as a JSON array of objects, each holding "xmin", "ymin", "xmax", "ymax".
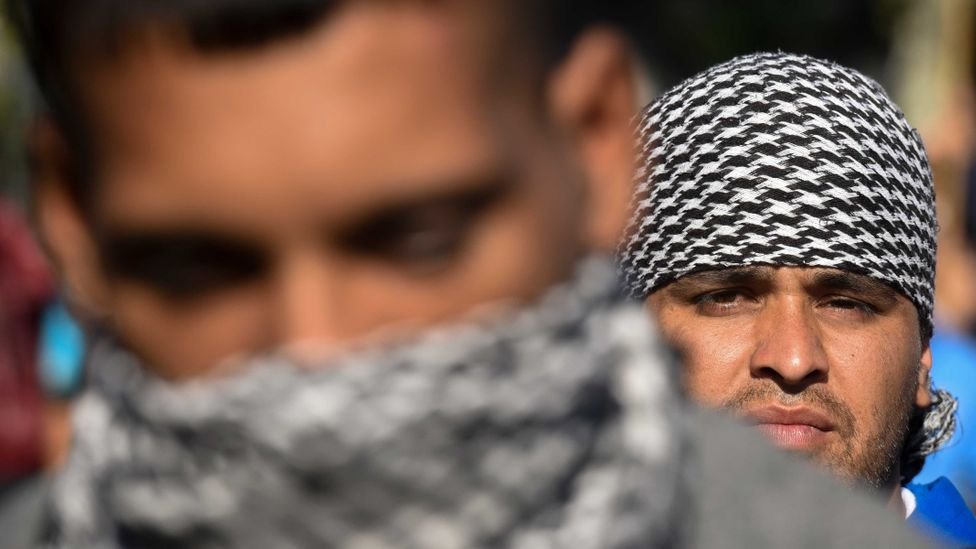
[
  {"xmin": 271, "ymin": 252, "xmax": 347, "ymax": 350},
  {"xmin": 748, "ymin": 297, "xmax": 829, "ymax": 390}
]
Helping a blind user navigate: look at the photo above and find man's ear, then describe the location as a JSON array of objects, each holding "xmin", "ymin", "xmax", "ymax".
[
  {"xmin": 30, "ymin": 118, "xmax": 109, "ymax": 319},
  {"xmin": 915, "ymin": 344, "xmax": 934, "ymax": 409},
  {"xmin": 547, "ymin": 28, "xmax": 639, "ymax": 252}
]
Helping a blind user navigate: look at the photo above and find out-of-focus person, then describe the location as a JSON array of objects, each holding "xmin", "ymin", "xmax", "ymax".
[
  {"xmin": 619, "ymin": 52, "xmax": 976, "ymax": 547},
  {"xmin": 0, "ymin": 198, "xmax": 54, "ymax": 547},
  {"xmin": 6, "ymin": 1, "xmax": 930, "ymax": 547},
  {"xmin": 887, "ymin": 0, "xmax": 976, "ymax": 511}
]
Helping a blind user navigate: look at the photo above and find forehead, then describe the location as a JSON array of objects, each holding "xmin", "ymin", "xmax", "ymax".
[{"xmin": 78, "ymin": 3, "xmax": 531, "ymax": 231}]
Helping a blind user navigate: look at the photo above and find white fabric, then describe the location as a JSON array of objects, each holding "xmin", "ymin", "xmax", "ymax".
[{"xmin": 901, "ymin": 487, "xmax": 917, "ymax": 519}]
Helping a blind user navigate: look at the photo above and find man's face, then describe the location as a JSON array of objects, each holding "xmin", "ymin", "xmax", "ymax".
[
  {"xmin": 41, "ymin": 4, "xmax": 635, "ymax": 379},
  {"xmin": 648, "ymin": 266, "xmax": 932, "ymax": 489}
]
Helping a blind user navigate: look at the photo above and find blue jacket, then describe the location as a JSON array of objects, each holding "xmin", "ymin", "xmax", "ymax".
[
  {"xmin": 916, "ymin": 330, "xmax": 976, "ymax": 508},
  {"xmin": 907, "ymin": 477, "xmax": 976, "ymax": 547}
]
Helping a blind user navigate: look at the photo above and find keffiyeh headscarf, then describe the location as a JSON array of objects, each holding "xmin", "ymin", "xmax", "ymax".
[
  {"xmin": 617, "ymin": 52, "xmax": 953, "ymax": 483},
  {"xmin": 619, "ymin": 52, "xmax": 938, "ymax": 334},
  {"xmin": 45, "ymin": 258, "xmax": 688, "ymax": 549}
]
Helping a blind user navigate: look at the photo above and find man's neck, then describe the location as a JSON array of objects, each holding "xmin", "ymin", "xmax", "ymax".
[{"xmin": 888, "ymin": 485, "xmax": 908, "ymax": 519}]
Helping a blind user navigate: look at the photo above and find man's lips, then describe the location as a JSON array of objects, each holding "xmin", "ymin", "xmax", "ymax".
[{"xmin": 741, "ymin": 406, "xmax": 836, "ymax": 451}]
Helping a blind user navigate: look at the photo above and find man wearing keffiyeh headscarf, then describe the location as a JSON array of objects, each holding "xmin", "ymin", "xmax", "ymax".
[
  {"xmin": 6, "ymin": 1, "xmax": 931, "ymax": 547},
  {"xmin": 619, "ymin": 52, "xmax": 976, "ymax": 547}
]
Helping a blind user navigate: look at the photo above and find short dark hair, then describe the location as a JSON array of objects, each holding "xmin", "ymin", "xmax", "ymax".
[
  {"xmin": 4, "ymin": 0, "xmax": 652, "ymax": 206},
  {"xmin": 7, "ymin": 0, "xmax": 337, "ymax": 115}
]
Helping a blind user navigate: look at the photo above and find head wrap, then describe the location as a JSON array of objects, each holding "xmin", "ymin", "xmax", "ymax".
[
  {"xmin": 618, "ymin": 52, "xmax": 938, "ymax": 335},
  {"xmin": 618, "ymin": 52, "xmax": 952, "ymax": 483},
  {"xmin": 44, "ymin": 258, "xmax": 688, "ymax": 549}
]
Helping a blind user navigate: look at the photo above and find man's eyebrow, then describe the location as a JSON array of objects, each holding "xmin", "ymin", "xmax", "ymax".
[
  {"xmin": 96, "ymin": 228, "xmax": 261, "ymax": 252},
  {"xmin": 809, "ymin": 270, "xmax": 900, "ymax": 302},
  {"xmin": 95, "ymin": 229, "xmax": 265, "ymax": 273},
  {"xmin": 333, "ymin": 170, "xmax": 514, "ymax": 233},
  {"xmin": 666, "ymin": 266, "xmax": 776, "ymax": 291}
]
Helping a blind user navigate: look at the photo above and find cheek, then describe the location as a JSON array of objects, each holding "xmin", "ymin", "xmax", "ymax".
[
  {"xmin": 824, "ymin": 331, "xmax": 919, "ymax": 433},
  {"xmin": 654, "ymin": 307, "xmax": 754, "ymax": 407},
  {"xmin": 108, "ymin": 285, "xmax": 269, "ymax": 380}
]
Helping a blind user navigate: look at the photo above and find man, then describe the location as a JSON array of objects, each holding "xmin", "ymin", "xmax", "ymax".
[
  {"xmin": 8, "ymin": 2, "xmax": 925, "ymax": 547},
  {"xmin": 620, "ymin": 52, "xmax": 976, "ymax": 546}
]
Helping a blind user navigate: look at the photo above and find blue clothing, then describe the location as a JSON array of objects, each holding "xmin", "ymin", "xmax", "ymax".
[
  {"xmin": 37, "ymin": 300, "xmax": 85, "ymax": 399},
  {"xmin": 915, "ymin": 330, "xmax": 976, "ymax": 508},
  {"xmin": 907, "ymin": 477, "xmax": 976, "ymax": 547}
]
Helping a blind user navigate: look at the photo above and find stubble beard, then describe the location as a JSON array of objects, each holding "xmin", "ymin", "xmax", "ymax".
[{"xmin": 722, "ymin": 380, "xmax": 916, "ymax": 493}]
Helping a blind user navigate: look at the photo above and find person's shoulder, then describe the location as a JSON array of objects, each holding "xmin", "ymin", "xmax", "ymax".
[
  {"xmin": 0, "ymin": 475, "xmax": 49, "ymax": 548},
  {"xmin": 679, "ymin": 406, "xmax": 931, "ymax": 548},
  {"xmin": 907, "ymin": 476, "xmax": 976, "ymax": 547}
]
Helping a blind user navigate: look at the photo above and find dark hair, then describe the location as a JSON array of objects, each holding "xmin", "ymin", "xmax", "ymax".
[{"xmin": 6, "ymin": 0, "xmax": 338, "ymax": 104}]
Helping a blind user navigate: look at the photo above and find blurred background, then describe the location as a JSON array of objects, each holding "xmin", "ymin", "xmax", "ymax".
[{"xmin": 1, "ymin": 0, "xmax": 974, "ymax": 507}]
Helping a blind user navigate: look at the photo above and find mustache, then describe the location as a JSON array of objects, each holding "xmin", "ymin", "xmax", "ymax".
[{"xmin": 721, "ymin": 383, "xmax": 857, "ymax": 437}]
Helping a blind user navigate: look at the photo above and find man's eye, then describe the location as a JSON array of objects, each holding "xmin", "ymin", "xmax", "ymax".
[
  {"xmin": 694, "ymin": 289, "xmax": 755, "ymax": 316},
  {"xmin": 387, "ymin": 209, "xmax": 468, "ymax": 267},
  {"xmin": 340, "ymin": 204, "xmax": 476, "ymax": 275},
  {"xmin": 821, "ymin": 297, "xmax": 877, "ymax": 318},
  {"xmin": 336, "ymin": 178, "xmax": 512, "ymax": 275},
  {"xmin": 142, "ymin": 259, "xmax": 265, "ymax": 298},
  {"xmin": 100, "ymin": 236, "xmax": 267, "ymax": 299}
]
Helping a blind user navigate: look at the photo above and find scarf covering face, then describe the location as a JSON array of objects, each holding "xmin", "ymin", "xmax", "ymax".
[
  {"xmin": 45, "ymin": 259, "xmax": 686, "ymax": 549},
  {"xmin": 618, "ymin": 52, "xmax": 938, "ymax": 333}
]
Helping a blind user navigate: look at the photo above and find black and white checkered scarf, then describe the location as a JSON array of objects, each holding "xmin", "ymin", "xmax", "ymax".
[
  {"xmin": 618, "ymin": 52, "xmax": 953, "ymax": 484},
  {"xmin": 44, "ymin": 258, "xmax": 686, "ymax": 549},
  {"xmin": 619, "ymin": 52, "xmax": 937, "ymax": 332}
]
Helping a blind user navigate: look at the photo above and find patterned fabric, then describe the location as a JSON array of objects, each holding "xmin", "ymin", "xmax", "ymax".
[
  {"xmin": 618, "ymin": 52, "xmax": 938, "ymax": 333},
  {"xmin": 618, "ymin": 52, "xmax": 953, "ymax": 484},
  {"xmin": 901, "ymin": 388, "xmax": 958, "ymax": 484},
  {"xmin": 44, "ymin": 258, "xmax": 686, "ymax": 549}
]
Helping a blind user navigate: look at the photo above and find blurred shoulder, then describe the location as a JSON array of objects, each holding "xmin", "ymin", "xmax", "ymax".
[
  {"xmin": 0, "ymin": 475, "xmax": 49, "ymax": 549},
  {"xmin": 679, "ymin": 406, "xmax": 930, "ymax": 548}
]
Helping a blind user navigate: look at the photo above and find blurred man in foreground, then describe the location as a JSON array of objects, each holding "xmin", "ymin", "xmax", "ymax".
[
  {"xmin": 7, "ymin": 2, "xmax": 927, "ymax": 547},
  {"xmin": 620, "ymin": 52, "xmax": 976, "ymax": 546}
]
